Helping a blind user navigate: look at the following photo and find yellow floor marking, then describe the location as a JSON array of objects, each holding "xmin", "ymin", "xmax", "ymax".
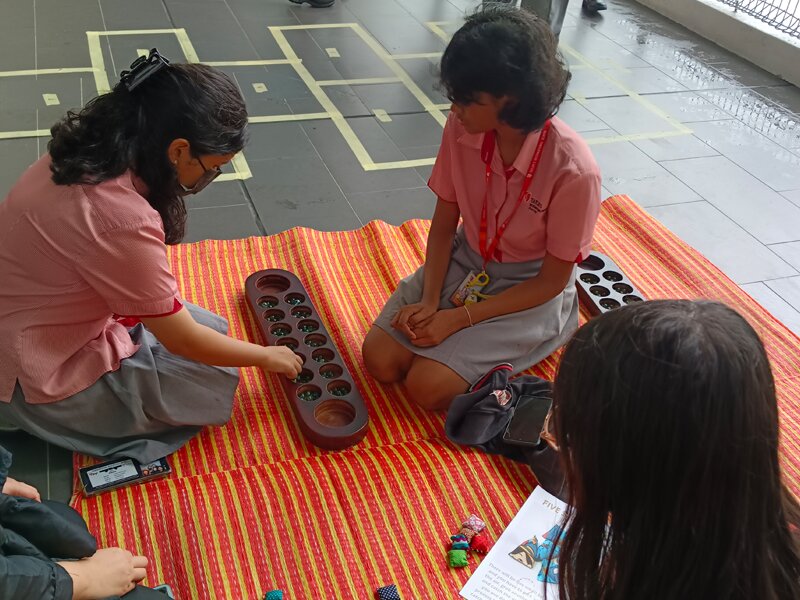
[
  {"xmin": 373, "ymin": 109, "xmax": 391, "ymax": 122},
  {"xmin": 215, "ymin": 152, "xmax": 252, "ymax": 182},
  {"xmin": 363, "ymin": 157, "xmax": 435, "ymax": 171},
  {"xmin": 557, "ymin": 43, "xmax": 692, "ymax": 135},
  {"xmin": 390, "ymin": 52, "xmax": 442, "ymax": 60},
  {"xmin": 252, "ymin": 82, "xmax": 268, "ymax": 93},
  {"xmin": 351, "ymin": 24, "xmax": 446, "ymax": 126},
  {"xmin": 137, "ymin": 48, "xmax": 149, "ymax": 58},
  {"xmin": 0, "ymin": 67, "xmax": 96, "ymax": 77},
  {"xmin": 317, "ymin": 76, "xmax": 400, "ymax": 86},
  {"xmin": 0, "ymin": 129, "xmax": 50, "ymax": 140},
  {"xmin": 325, "ymin": 47, "xmax": 340, "ymax": 58},
  {"xmin": 586, "ymin": 129, "xmax": 690, "ymax": 145},
  {"xmin": 204, "ymin": 59, "xmax": 299, "ymax": 67},
  {"xmin": 42, "ymin": 93, "xmax": 60, "ymax": 106},
  {"xmin": 426, "ymin": 21, "xmax": 451, "ymax": 44},
  {"xmin": 270, "ymin": 26, "xmax": 374, "ymax": 169},
  {"xmin": 249, "ymin": 112, "xmax": 332, "ymax": 123}
]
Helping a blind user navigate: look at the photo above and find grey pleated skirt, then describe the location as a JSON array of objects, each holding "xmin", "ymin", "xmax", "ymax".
[
  {"xmin": 374, "ymin": 230, "xmax": 578, "ymax": 385},
  {"xmin": 0, "ymin": 303, "xmax": 239, "ymax": 463}
]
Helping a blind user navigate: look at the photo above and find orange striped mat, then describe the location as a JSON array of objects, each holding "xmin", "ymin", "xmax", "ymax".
[{"xmin": 71, "ymin": 196, "xmax": 800, "ymax": 599}]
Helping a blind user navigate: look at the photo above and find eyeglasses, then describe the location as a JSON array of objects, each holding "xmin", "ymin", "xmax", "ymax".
[
  {"xmin": 179, "ymin": 156, "xmax": 222, "ymax": 196},
  {"xmin": 541, "ymin": 408, "xmax": 559, "ymax": 451}
]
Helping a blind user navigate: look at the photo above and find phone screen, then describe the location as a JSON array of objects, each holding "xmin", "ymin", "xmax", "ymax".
[
  {"xmin": 86, "ymin": 459, "xmax": 138, "ymax": 488},
  {"xmin": 503, "ymin": 394, "xmax": 552, "ymax": 446}
]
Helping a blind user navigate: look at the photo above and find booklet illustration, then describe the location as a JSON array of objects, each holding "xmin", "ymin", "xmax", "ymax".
[{"xmin": 460, "ymin": 486, "xmax": 568, "ymax": 600}]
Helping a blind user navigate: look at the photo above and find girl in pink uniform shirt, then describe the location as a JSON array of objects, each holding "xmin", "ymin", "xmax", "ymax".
[
  {"xmin": 0, "ymin": 51, "xmax": 301, "ymax": 462},
  {"xmin": 363, "ymin": 6, "xmax": 602, "ymax": 410}
]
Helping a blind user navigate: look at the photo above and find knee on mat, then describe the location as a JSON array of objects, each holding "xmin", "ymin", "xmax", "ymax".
[
  {"xmin": 362, "ymin": 336, "xmax": 402, "ymax": 383},
  {"xmin": 404, "ymin": 374, "xmax": 453, "ymax": 412}
]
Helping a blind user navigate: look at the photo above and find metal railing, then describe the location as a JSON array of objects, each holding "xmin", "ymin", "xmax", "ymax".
[{"xmin": 716, "ymin": 0, "xmax": 800, "ymax": 39}]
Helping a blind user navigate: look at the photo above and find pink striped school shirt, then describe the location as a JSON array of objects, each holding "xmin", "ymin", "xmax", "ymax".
[{"xmin": 0, "ymin": 156, "xmax": 179, "ymax": 404}]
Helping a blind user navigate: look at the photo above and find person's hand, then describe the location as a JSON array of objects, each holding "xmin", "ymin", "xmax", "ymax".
[
  {"xmin": 2, "ymin": 477, "xmax": 41, "ymax": 502},
  {"xmin": 58, "ymin": 548, "xmax": 148, "ymax": 600},
  {"xmin": 391, "ymin": 301, "xmax": 438, "ymax": 340},
  {"xmin": 262, "ymin": 346, "xmax": 303, "ymax": 378},
  {"xmin": 410, "ymin": 308, "xmax": 469, "ymax": 347}
]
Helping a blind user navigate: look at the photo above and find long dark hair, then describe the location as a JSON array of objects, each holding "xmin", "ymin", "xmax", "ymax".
[
  {"xmin": 439, "ymin": 5, "xmax": 570, "ymax": 132},
  {"xmin": 48, "ymin": 62, "xmax": 247, "ymax": 244},
  {"xmin": 553, "ymin": 300, "xmax": 800, "ymax": 599}
]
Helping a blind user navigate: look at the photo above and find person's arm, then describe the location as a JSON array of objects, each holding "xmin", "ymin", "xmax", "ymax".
[
  {"xmin": 409, "ymin": 253, "xmax": 574, "ymax": 347},
  {"xmin": 141, "ymin": 308, "xmax": 302, "ymax": 377},
  {"xmin": 391, "ymin": 198, "xmax": 460, "ymax": 339},
  {"xmin": 0, "ymin": 554, "xmax": 74, "ymax": 600},
  {"xmin": 58, "ymin": 548, "xmax": 148, "ymax": 600}
]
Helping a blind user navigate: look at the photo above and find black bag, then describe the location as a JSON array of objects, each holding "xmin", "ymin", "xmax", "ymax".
[{"xmin": 445, "ymin": 364, "xmax": 568, "ymax": 501}]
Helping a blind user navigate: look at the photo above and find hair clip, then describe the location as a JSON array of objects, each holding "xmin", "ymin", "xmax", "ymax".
[{"xmin": 120, "ymin": 48, "xmax": 170, "ymax": 91}]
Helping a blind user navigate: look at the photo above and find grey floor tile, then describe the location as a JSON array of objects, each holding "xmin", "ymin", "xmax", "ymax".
[
  {"xmin": 286, "ymin": 86, "xmax": 365, "ymax": 119},
  {"xmin": 189, "ymin": 180, "xmax": 249, "ymax": 210},
  {"xmin": 244, "ymin": 156, "xmax": 363, "ymax": 233},
  {"xmin": 581, "ymin": 95, "xmax": 688, "ymax": 135},
  {"xmin": 167, "ymin": 2, "xmax": 260, "ymax": 62},
  {"xmin": 35, "ymin": 0, "xmax": 104, "ymax": 69},
  {"xmin": 184, "ymin": 204, "xmax": 262, "ymax": 242},
  {"xmin": 646, "ymin": 201, "xmax": 798, "ymax": 284},
  {"xmin": 357, "ymin": 13, "xmax": 449, "ymax": 55},
  {"xmin": 688, "ymin": 120, "xmax": 800, "ymax": 192},
  {"xmin": 0, "ymin": 431, "xmax": 48, "ymax": 498},
  {"xmin": 568, "ymin": 66, "xmax": 686, "ymax": 99},
  {"xmin": 638, "ymin": 91, "xmax": 733, "ymax": 123},
  {"xmin": 782, "ymin": 189, "xmax": 800, "ymax": 209},
  {"xmin": 244, "ymin": 122, "xmax": 319, "ymax": 162},
  {"xmin": 300, "ymin": 119, "xmax": 426, "ymax": 194},
  {"xmin": 347, "ymin": 83, "xmax": 428, "ymax": 118},
  {"xmin": 559, "ymin": 27, "xmax": 651, "ymax": 70},
  {"xmin": 394, "ymin": 0, "xmax": 467, "ymax": 22},
  {"xmin": 395, "ymin": 57, "xmax": 450, "ymax": 105},
  {"xmin": 348, "ymin": 186, "xmax": 436, "ymax": 225},
  {"xmin": 633, "ymin": 134, "xmax": 719, "ymax": 162},
  {"xmin": 0, "ymin": 73, "xmax": 89, "ymax": 134},
  {"xmin": 220, "ymin": 64, "xmax": 318, "ymax": 119},
  {"xmin": 602, "ymin": 67, "xmax": 689, "ymax": 95},
  {"xmin": 376, "ymin": 112, "xmax": 446, "ymax": 150},
  {"xmin": 0, "ymin": 139, "xmax": 39, "ymax": 198},
  {"xmin": 661, "ymin": 155, "xmax": 800, "ymax": 245},
  {"xmin": 557, "ymin": 99, "xmax": 612, "ymax": 133},
  {"xmin": 99, "ymin": 0, "xmax": 172, "ymax": 30},
  {"xmin": 590, "ymin": 141, "xmax": 702, "ymax": 207},
  {"xmin": 740, "ymin": 282, "xmax": 800, "ymax": 336},
  {"xmin": 769, "ymin": 241, "xmax": 800, "ymax": 271},
  {"xmin": 0, "ymin": 0, "xmax": 35, "ymax": 71},
  {"xmin": 765, "ymin": 276, "xmax": 800, "ymax": 318}
]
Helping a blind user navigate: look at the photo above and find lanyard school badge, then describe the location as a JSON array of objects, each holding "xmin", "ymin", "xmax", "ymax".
[{"xmin": 451, "ymin": 120, "xmax": 552, "ymax": 307}]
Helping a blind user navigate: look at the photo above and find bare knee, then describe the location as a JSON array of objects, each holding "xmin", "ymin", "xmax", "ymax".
[
  {"xmin": 404, "ymin": 359, "xmax": 468, "ymax": 412},
  {"xmin": 362, "ymin": 327, "xmax": 412, "ymax": 383}
]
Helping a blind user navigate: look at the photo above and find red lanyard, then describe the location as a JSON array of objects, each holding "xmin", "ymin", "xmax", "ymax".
[{"xmin": 478, "ymin": 119, "xmax": 551, "ymax": 268}]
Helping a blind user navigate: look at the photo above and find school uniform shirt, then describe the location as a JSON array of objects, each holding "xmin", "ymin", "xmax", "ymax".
[
  {"xmin": 429, "ymin": 112, "xmax": 602, "ymax": 264},
  {"xmin": 0, "ymin": 156, "xmax": 181, "ymax": 404}
]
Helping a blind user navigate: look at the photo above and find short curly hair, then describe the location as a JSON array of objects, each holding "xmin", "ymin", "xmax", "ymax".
[{"xmin": 440, "ymin": 5, "xmax": 571, "ymax": 132}]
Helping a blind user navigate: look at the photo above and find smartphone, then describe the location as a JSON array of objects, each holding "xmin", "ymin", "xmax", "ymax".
[
  {"xmin": 503, "ymin": 394, "xmax": 552, "ymax": 447},
  {"xmin": 154, "ymin": 584, "xmax": 175, "ymax": 598},
  {"xmin": 79, "ymin": 457, "xmax": 172, "ymax": 496}
]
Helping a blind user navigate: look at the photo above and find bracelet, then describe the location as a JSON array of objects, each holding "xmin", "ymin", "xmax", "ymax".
[{"xmin": 463, "ymin": 304, "xmax": 474, "ymax": 327}]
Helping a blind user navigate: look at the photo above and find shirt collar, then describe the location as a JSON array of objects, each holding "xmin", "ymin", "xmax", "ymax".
[{"xmin": 458, "ymin": 125, "xmax": 545, "ymax": 176}]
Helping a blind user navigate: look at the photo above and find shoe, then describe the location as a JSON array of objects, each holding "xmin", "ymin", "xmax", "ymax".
[
  {"xmin": 582, "ymin": 0, "xmax": 607, "ymax": 12},
  {"xmin": 289, "ymin": 0, "xmax": 336, "ymax": 7}
]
